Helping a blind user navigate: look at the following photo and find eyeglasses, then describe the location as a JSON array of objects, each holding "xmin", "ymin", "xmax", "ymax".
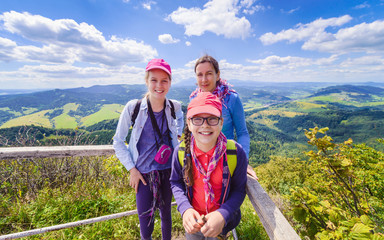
[{"xmin": 190, "ymin": 117, "xmax": 221, "ymax": 126}]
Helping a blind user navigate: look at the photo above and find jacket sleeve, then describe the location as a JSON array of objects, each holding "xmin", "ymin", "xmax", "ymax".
[
  {"xmin": 230, "ymin": 94, "xmax": 250, "ymax": 158},
  {"xmin": 113, "ymin": 100, "xmax": 136, "ymax": 171},
  {"xmin": 174, "ymin": 100, "xmax": 184, "ymax": 137},
  {"xmin": 170, "ymin": 145, "xmax": 193, "ymax": 216},
  {"xmin": 217, "ymin": 142, "xmax": 248, "ymax": 224}
]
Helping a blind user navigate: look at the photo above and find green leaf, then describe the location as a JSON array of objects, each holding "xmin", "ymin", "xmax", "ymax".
[{"xmin": 360, "ymin": 215, "xmax": 374, "ymax": 228}]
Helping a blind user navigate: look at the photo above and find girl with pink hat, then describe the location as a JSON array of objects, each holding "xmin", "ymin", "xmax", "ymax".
[
  {"xmin": 113, "ymin": 59, "xmax": 184, "ymax": 240},
  {"xmin": 170, "ymin": 92, "xmax": 248, "ymax": 239}
]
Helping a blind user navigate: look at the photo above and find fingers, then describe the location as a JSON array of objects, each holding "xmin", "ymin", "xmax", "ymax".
[
  {"xmin": 200, "ymin": 211, "xmax": 225, "ymax": 238},
  {"xmin": 129, "ymin": 168, "xmax": 145, "ymax": 193},
  {"xmin": 182, "ymin": 209, "xmax": 202, "ymax": 234},
  {"xmin": 247, "ymin": 165, "xmax": 259, "ymax": 180},
  {"xmin": 139, "ymin": 174, "xmax": 147, "ymax": 186}
]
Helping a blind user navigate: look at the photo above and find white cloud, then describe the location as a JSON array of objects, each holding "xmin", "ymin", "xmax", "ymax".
[
  {"xmin": 0, "ymin": 37, "xmax": 17, "ymax": 61},
  {"xmin": 185, "ymin": 41, "xmax": 191, "ymax": 46},
  {"xmin": 142, "ymin": 1, "xmax": 156, "ymax": 10},
  {"xmin": 260, "ymin": 15, "xmax": 384, "ymax": 54},
  {"xmin": 158, "ymin": 34, "xmax": 180, "ymax": 44},
  {"xmin": 303, "ymin": 20, "xmax": 384, "ymax": 53},
  {"xmin": 0, "ymin": 63, "xmax": 147, "ymax": 89},
  {"xmin": 0, "ymin": 11, "xmax": 157, "ymax": 66},
  {"xmin": 260, "ymin": 15, "xmax": 352, "ymax": 45},
  {"xmin": 167, "ymin": 0, "xmax": 254, "ymax": 39},
  {"xmin": 281, "ymin": 7, "xmax": 300, "ymax": 14},
  {"xmin": 216, "ymin": 54, "xmax": 384, "ymax": 83},
  {"xmin": 354, "ymin": 2, "xmax": 370, "ymax": 9}
]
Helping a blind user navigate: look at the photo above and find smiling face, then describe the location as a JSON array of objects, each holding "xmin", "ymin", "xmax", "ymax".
[
  {"xmin": 187, "ymin": 113, "xmax": 223, "ymax": 152},
  {"xmin": 195, "ymin": 62, "xmax": 220, "ymax": 93},
  {"xmin": 146, "ymin": 69, "xmax": 171, "ymax": 101}
]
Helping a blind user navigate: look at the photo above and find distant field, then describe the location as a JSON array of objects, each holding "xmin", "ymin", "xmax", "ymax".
[
  {"xmin": 244, "ymin": 100, "xmax": 264, "ymax": 110},
  {"xmin": 249, "ymin": 109, "xmax": 306, "ymax": 129},
  {"xmin": 1, "ymin": 110, "xmax": 52, "ymax": 128},
  {"xmin": 53, "ymin": 103, "xmax": 79, "ymax": 129},
  {"xmin": 53, "ymin": 114, "xmax": 78, "ymax": 129},
  {"xmin": 80, "ymin": 104, "xmax": 123, "ymax": 127}
]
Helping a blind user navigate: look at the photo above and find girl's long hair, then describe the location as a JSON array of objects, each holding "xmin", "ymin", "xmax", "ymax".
[{"xmin": 183, "ymin": 125, "xmax": 194, "ymax": 187}]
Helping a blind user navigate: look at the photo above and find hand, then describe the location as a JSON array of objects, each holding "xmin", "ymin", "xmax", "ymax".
[
  {"xmin": 247, "ymin": 165, "xmax": 259, "ymax": 180},
  {"xmin": 129, "ymin": 167, "xmax": 146, "ymax": 193},
  {"xmin": 200, "ymin": 211, "xmax": 225, "ymax": 237},
  {"xmin": 182, "ymin": 208, "xmax": 203, "ymax": 234}
]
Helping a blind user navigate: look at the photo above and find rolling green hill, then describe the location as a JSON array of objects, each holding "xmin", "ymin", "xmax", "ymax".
[{"xmin": 1, "ymin": 83, "xmax": 384, "ymax": 157}]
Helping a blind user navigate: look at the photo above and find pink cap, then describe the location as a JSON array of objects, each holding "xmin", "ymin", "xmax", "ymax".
[
  {"xmin": 187, "ymin": 92, "xmax": 222, "ymax": 118},
  {"xmin": 145, "ymin": 58, "xmax": 171, "ymax": 76}
]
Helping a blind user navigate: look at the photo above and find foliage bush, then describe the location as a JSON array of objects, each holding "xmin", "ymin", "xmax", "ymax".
[
  {"xmin": 257, "ymin": 127, "xmax": 384, "ymax": 240},
  {"xmin": 1, "ymin": 154, "xmax": 266, "ymax": 239}
]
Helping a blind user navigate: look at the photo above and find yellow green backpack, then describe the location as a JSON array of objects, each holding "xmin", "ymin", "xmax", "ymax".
[{"xmin": 178, "ymin": 139, "xmax": 237, "ymax": 176}]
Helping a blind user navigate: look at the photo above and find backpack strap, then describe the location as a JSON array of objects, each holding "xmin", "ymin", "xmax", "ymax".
[
  {"xmin": 178, "ymin": 141, "xmax": 186, "ymax": 166},
  {"xmin": 177, "ymin": 140, "xmax": 237, "ymax": 176},
  {"xmin": 131, "ymin": 99, "xmax": 142, "ymax": 127},
  {"xmin": 131, "ymin": 99, "xmax": 175, "ymax": 127},
  {"xmin": 226, "ymin": 140, "xmax": 237, "ymax": 176},
  {"xmin": 168, "ymin": 100, "xmax": 176, "ymax": 119}
]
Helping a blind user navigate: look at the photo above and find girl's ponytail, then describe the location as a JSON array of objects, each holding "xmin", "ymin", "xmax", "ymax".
[{"xmin": 183, "ymin": 125, "xmax": 194, "ymax": 187}]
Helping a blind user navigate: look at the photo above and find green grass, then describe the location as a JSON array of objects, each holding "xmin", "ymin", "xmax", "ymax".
[
  {"xmin": 52, "ymin": 103, "xmax": 80, "ymax": 129},
  {"xmin": 0, "ymin": 110, "xmax": 52, "ymax": 129},
  {"xmin": 53, "ymin": 114, "xmax": 78, "ymax": 129},
  {"xmin": 1, "ymin": 155, "xmax": 269, "ymax": 239},
  {"xmin": 80, "ymin": 104, "xmax": 123, "ymax": 127}
]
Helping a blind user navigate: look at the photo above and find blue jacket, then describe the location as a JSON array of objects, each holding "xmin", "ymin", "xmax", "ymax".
[
  {"xmin": 113, "ymin": 98, "xmax": 184, "ymax": 171},
  {"xmin": 221, "ymin": 92, "xmax": 250, "ymax": 158},
  {"xmin": 169, "ymin": 141, "xmax": 248, "ymax": 225}
]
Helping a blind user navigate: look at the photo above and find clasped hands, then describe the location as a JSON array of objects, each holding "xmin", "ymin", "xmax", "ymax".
[{"xmin": 182, "ymin": 208, "xmax": 225, "ymax": 238}]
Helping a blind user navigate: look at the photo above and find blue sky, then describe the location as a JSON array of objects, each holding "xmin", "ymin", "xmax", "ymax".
[{"xmin": 0, "ymin": 0, "xmax": 383, "ymax": 89}]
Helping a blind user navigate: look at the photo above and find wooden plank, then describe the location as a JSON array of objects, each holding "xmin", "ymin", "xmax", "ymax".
[
  {"xmin": 246, "ymin": 176, "xmax": 301, "ymax": 240},
  {"xmin": 0, "ymin": 145, "xmax": 115, "ymax": 159}
]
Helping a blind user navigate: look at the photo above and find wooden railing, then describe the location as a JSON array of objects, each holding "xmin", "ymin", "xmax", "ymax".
[{"xmin": 0, "ymin": 145, "xmax": 301, "ymax": 240}]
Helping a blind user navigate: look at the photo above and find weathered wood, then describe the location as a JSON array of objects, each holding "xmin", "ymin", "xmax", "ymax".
[
  {"xmin": 246, "ymin": 176, "xmax": 301, "ymax": 240},
  {"xmin": 0, "ymin": 145, "xmax": 114, "ymax": 159}
]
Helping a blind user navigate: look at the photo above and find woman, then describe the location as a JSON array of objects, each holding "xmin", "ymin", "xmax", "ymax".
[
  {"xmin": 190, "ymin": 55, "xmax": 257, "ymax": 179},
  {"xmin": 113, "ymin": 58, "xmax": 183, "ymax": 240}
]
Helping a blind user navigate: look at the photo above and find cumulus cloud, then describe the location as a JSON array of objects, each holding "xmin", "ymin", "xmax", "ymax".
[
  {"xmin": 158, "ymin": 34, "xmax": 180, "ymax": 44},
  {"xmin": 167, "ymin": 0, "xmax": 254, "ymax": 39},
  {"xmin": 212, "ymin": 54, "xmax": 383, "ymax": 83},
  {"xmin": 0, "ymin": 11, "xmax": 157, "ymax": 66},
  {"xmin": 260, "ymin": 15, "xmax": 352, "ymax": 45},
  {"xmin": 0, "ymin": 63, "xmax": 147, "ymax": 89},
  {"xmin": 260, "ymin": 15, "xmax": 384, "ymax": 54},
  {"xmin": 185, "ymin": 41, "xmax": 191, "ymax": 46},
  {"xmin": 303, "ymin": 20, "xmax": 384, "ymax": 53}
]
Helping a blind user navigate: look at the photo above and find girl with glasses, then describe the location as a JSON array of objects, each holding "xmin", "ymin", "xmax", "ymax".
[
  {"xmin": 170, "ymin": 92, "xmax": 248, "ymax": 239},
  {"xmin": 190, "ymin": 54, "xmax": 257, "ymax": 179}
]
